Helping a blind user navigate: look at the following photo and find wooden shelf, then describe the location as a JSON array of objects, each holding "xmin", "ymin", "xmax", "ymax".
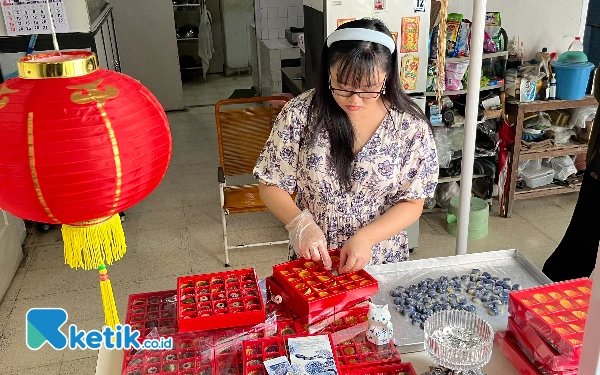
[
  {"xmin": 174, "ymin": 4, "xmax": 201, "ymax": 6},
  {"xmin": 430, "ymin": 51, "xmax": 509, "ymax": 63},
  {"xmin": 514, "ymin": 176, "xmax": 583, "ymax": 200},
  {"xmin": 502, "ymin": 95, "xmax": 597, "ymax": 217},
  {"xmin": 177, "ymin": 38, "xmax": 198, "ymax": 42},
  {"xmin": 507, "ymin": 96, "xmax": 598, "ymax": 112},
  {"xmin": 425, "ymin": 84, "xmax": 503, "ymax": 97},
  {"xmin": 519, "ymin": 143, "xmax": 588, "ymax": 161}
]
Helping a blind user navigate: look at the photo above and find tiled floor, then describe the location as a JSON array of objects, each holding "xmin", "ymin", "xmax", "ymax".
[{"xmin": 0, "ymin": 74, "xmax": 579, "ymax": 374}]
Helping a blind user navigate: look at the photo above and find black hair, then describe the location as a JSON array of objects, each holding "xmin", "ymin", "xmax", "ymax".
[{"xmin": 307, "ymin": 18, "xmax": 429, "ymax": 190}]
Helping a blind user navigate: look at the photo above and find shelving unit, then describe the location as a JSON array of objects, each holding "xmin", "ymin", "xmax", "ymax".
[
  {"xmin": 430, "ymin": 51, "xmax": 509, "ymax": 63},
  {"xmin": 425, "ymin": 84, "xmax": 504, "ymax": 97},
  {"xmin": 501, "ymin": 96, "xmax": 598, "ymax": 217},
  {"xmin": 173, "ymin": 1, "xmax": 202, "ymax": 78},
  {"xmin": 425, "ymin": 51, "xmax": 508, "ymax": 97}
]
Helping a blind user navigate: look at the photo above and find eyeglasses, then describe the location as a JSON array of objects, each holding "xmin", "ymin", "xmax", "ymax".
[{"xmin": 329, "ymin": 77, "xmax": 386, "ymax": 99}]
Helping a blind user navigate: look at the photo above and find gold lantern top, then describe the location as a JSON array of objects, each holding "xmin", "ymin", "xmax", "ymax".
[{"xmin": 17, "ymin": 51, "xmax": 99, "ymax": 79}]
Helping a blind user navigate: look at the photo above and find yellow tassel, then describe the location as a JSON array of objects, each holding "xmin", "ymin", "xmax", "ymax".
[
  {"xmin": 62, "ymin": 214, "xmax": 127, "ymax": 270},
  {"xmin": 99, "ymin": 264, "xmax": 120, "ymax": 330}
]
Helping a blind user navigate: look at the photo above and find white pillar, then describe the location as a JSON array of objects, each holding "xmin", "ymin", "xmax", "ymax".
[
  {"xmin": 578, "ymin": 248, "xmax": 600, "ymax": 375},
  {"xmin": 455, "ymin": 0, "xmax": 487, "ymax": 255}
]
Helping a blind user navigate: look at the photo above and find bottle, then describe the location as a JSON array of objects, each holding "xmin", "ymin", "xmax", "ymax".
[
  {"xmin": 536, "ymin": 47, "xmax": 550, "ymax": 64},
  {"xmin": 549, "ymin": 73, "xmax": 557, "ymax": 100},
  {"xmin": 519, "ymin": 41, "xmax": 526, "ymax": 65},
  {"xmin": 568, "ymin": 37, "xmax": 584, "ymax": 52}
]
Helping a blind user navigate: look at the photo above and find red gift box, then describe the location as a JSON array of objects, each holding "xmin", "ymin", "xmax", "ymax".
[
  {"xmin": 342, "ymin": 362, "xmax": 418, "ymax": 375},
  {"xmin": 271, "ymin": 251, "xmax": 379, "ymax": 324},
  {"xmin": 125, "ymin": 290, "xmax": 178, "ymax": 341},
  {"xmin": 495, "ymin": 330, "xmax": 577, "ymax": 375},
  {"xmin": 334, "ymin": 331, "xmax": 401, "ymax": 371},
  {"xmin": 121, "ymin": 332, "xmax": 213, "ymax": 375},
  {"xmin": 177, "ymin": 269, "xmax": 266, "ymax": 332},
  {"xmin": 508, "ymin": 278, "xmax": 591, "ymax": 359},
  {"xmin": 242, "ymin": 334, "xmax": 342, "ymax": 375},
  {"xmin": 507, "ymin": 318, "xmax": 579, "ymax": 372}
]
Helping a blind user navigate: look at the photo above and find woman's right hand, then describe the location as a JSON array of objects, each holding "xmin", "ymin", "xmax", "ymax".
[{"xmin": 286, "ymin": 210, "xmax": 332, "ymax": 269}]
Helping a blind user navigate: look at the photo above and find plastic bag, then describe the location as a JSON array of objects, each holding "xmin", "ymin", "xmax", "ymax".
[
  {"xmin": 429, "ymin": 25, "xmax": 439, "ymax": 59},
  {"xmin": 546, "ymin": 156, "xmax": 578, "ymax": 181},
  {"xmin": 433, "ymin": 127, "xmax": 452, "ymax": 168},
  {"xmin": 483, "ymin": 31, "xmax": 497, "ymax": 53},
  {"xmin": 524, "ymin": 112, "xmax": 552, "ymax": 131},
  {"xmin": 446, "ymin": 61, "xmax": 469, "ymax": 91},
  {"xmin": 446, "ymin": 13, "xmax": 462, "ymax": 57},
  {"xmin": 568, "ymin": 106, "xmax": 597, "ymax": 129},
  {"xmin": 455, "ymin": 20, "xmax": 471, "ymax": 57},
  {"xmin": 484, "ymin": 26, "xmax": 502, "ymax": 52},
  {"xmin": 519, "ymin": 159, "xmax": 543, "ymax": 175},
  {"xmin": 435, "ymin": 182, "xmax": 460, "ymax": 210},
  {"xmin": 427, "ymin": 63, "xmax": 445, "ymax": 92},
  {"xmin": 424, "ymin": 197, "xmax": 437, "ymax": 209},
  {"xmin": 550, "ymin": 126, "xmax": 576, "ymax": 145},
  {"xmin": 448, "ymin": 127, "xmax": 464, "ymax": 152}
]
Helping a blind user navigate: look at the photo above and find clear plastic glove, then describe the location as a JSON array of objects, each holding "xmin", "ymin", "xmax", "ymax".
[{"xmin": 285, "ymin": 210, "xmax": 331, "ymax": 269}]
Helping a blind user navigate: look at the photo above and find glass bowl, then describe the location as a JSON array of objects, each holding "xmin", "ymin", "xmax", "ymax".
[{"xmin": 424, "ymin": 310, "xmax": 494, "ymax": 371}]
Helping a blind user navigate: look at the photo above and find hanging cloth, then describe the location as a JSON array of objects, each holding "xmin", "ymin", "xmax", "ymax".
[{"xmin": 197, "ymin": 0, "xmax": 214, "ymax": 82}]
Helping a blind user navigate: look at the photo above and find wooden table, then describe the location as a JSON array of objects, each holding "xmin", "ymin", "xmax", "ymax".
[{"xmin": 501, "ymin": 96, "xmax": 598, "ymax": 217}]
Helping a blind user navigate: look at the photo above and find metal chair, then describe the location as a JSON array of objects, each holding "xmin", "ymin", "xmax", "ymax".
[{"xmin": 215, "ymin": 96, "xmax": 292, "ymax": 267}]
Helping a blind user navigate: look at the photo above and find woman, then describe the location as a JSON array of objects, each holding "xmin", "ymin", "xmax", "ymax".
[{"xmin": 254, "ymin": 18, "xmax": 438, "ymax": 273}]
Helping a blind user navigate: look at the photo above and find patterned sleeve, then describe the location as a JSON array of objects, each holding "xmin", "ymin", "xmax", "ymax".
[
  {"xmin": 392, "ymin": 116, "xmax": 439, "ymax": 202},
  {"xmin": 253, "ymin": 97, "xmax": 306, "ymax": 194}
]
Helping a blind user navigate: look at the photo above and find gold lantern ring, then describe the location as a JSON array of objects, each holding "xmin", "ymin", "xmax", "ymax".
[{"xmin": 18, "ymin": 51, "xmax": 99, "ymax": 79}]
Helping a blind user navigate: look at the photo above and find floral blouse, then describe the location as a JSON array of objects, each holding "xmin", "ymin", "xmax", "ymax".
[{"xmin": 254, "ymin": 90, "xmax": 439, "ymax": 264}]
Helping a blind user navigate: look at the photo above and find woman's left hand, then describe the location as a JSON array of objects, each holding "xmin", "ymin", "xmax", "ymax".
[{"xmin": 339, "ymin": 232, "xmax": 373, "ymax": 274}]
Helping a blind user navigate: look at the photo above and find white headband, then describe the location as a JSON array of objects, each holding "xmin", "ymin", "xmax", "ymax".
[{"xmin": 326, "ymin": 28, "xmax": 396, "ymax": 53}]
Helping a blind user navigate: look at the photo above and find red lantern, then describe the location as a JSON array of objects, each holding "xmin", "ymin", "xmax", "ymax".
[{"xmin": 0, "ymin": 51, "xmax": 172, "ymax": 270}]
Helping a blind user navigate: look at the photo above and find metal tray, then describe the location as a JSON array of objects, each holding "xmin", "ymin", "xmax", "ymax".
[{"xmin": 365, "ymin": 249, "xmax": 552, "ymax": 354}]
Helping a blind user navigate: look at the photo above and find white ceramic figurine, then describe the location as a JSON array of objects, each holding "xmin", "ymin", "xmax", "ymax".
[{"xmin": 366, "ymin": 302, "xmax": 393, "ymax": 346}]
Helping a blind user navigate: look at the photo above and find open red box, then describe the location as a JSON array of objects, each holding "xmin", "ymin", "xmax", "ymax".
[
  {"xmin": 508, "ymin": 278, "xmax": 591, "ymax": 360},
  {"xmin": 508, "ymin": 317, "xmax": 579, "ymax": 372},
  {"xmin": 121, "ymin": 332, "xmax": 213, "ymax": 375},
  {"xmin": 271, "ymin": 251, "xmax": 379, "ymax": 324},
  {"xmin": 177, "ymin": 268, "xmax": 265, "ymax": 332},
  {"xmin": 334, "ymin": 331, "xmax": 401, "ymax": 371},
  {"xmin": 242, "ymin": 333, "xmax": 342, "ymax": 375},
  {"xmin": 495, "ymin": 330, "xmax": 577, "ymax": 375},
  {"xmin": 125, "ymin": 290, "xmax": 178, "ymax": 341},
  {"xmin": 342, "ymin": 362, "xmax": 418, "ymax": 375}
]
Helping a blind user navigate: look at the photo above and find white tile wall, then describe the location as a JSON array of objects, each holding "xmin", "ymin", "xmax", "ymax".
[
  {"xmin": 257, "ymin": 38, "xmax": 300, "ymax": 95},
  {"xmin": 255, "ymin": 0, "xmax": 303, "ymax": 41}
]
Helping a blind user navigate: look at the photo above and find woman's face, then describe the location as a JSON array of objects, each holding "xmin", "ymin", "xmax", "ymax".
[{"xmin": 329, "ymin": 63, "xmax": 387, "ymax": 116}]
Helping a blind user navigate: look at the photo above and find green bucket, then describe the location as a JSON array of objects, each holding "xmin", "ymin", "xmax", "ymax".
[{"xmin": 446, "ymin": 197, "xmax": 489, "ymax": 240}]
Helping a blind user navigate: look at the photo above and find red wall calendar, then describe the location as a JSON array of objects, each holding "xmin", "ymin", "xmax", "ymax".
[{"xmin": 2, "ymin": 0, "xmax": 69, "ymax": 36}]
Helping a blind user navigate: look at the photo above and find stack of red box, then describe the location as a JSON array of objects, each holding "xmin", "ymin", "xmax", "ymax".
[
  {"xmin": 125, "ymin": 290, "xmax": 178, "ymax": 341},
  {"xmin": 271, "ymin": 250, "xmax": 379, "ymax": 324},
  {"xmin": 177, "ymin": 269, "xmax": 265, "ymax": 332},
  {"xmin": 121, "ymin": 258, "xmax": 416, "ymax": 375},
  {"xmin": 121, "ymin": 332, "xmax": 213, "ymax": 375},
  {"xmin": 267, "ymin": 273, "xmax": 403, "ymax": 374},
  {"xmin": 495, "ymin": 278, "xmax": 592, "ymax": 375}
]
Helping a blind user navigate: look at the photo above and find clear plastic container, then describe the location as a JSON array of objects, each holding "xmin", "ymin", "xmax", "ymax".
[
  {"xmin": 521, "ymin": 165, "xmax": 555, "ymax": 188},
  {"xmin": 568, "ymin": 37, "xmax": 584, "ymax": 52},
  {"xmin": 424, "ymin": 310, "xmax": 494, "ymax": 371}
]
